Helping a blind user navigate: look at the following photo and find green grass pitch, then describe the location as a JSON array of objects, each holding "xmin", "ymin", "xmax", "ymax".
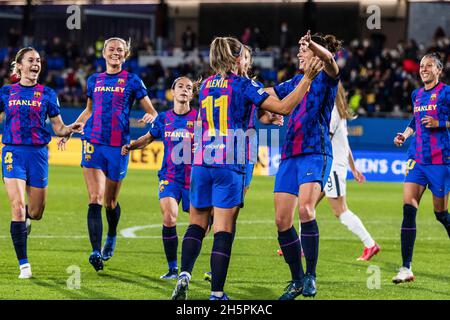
[{"xmin": 0, "ymin": 165, "xmax": 448, "ymax": 300}]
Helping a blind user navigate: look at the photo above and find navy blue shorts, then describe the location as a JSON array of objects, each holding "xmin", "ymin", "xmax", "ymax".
[
  {"xmin": 404, "ymin": 159, "xmax": 450, "ymax": 198},
  {"xmin": 81, "ymin": 140, "xmax": 129, "ymax": 182},
  {"xmin": 190, "ymin": 166, "xmax": 244, "ymax": 209},
  {"xmin": 159, "ymin": 179, "xmax": 190, "ymax": 213},
  {"xmin": 2, "ymin": 145, "xmax": 49, "ymax": 188},
  {"xmin": 274, "ymin": 154, "xmax": 333, "ymax": 196}
]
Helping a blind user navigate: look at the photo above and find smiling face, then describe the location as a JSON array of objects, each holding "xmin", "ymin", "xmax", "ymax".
[
  {"xmin": 172, "ymin": 77, "xmax": 193, "ymax": 104},
  {"xmin": 17, "ymin": 50, "xmax": 41, "ymax": 83},
  {"xmin": 419, "ymin": 56, "xmax": 442, "ymax": 85},
  {"xmin": 103, "ymin": 40, "xmax": 127, "ymax": 68},
  {"xmin": 297, "ymin": 41, "xmax": 314, "ymax": 72}
]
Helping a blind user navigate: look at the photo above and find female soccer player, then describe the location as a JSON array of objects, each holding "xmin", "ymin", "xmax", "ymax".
[
  {"xmin": 70, "ymin": 37, "xmax": 158, "ymax": 271},
  {"xmin": 392, "ymin": 52, "xmax": 450, "ymax": 284},
  {"xmin": 121, "ymin": 76, "xmax": 197, "ymax": 280},
  {"xmin": 203, "ymin": 45, "xmax": 284, "ymax": 283},
  {"xmin": 322, "ymin": 82, "xmax": 380, "ymax": 260},
  {"xmin": 171, "ymin": 36, "xmax": 323, "ymax": 300},
  {"xmin": 0, "ymin": 47, "xmax": 83, "ymax": 278},
  {"xmin": 267, "ymin": 31, "xmax": 341, "ymax": 299}
]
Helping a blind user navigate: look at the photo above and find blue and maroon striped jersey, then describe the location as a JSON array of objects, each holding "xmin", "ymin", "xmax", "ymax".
[
  {"xmin": 407, "ymin": 82, "xmax": 450, "ymax": 164},
  {"xmin": 0, "ymin": 83, "xmax": 60, "ymax": 145},
  {"xmin": 195, "ymin": 73, "xmax": 269, "ymax": 173},
  {"xmin": 84, "ymin": 70, "xmax": 148, "ymax": 147},
  {"xmin": 150, "ymin": 108, "xmax": 198, "ymax": 188},
  {"xmin": 274, "ymin": 71, "xmax": 338, "ymax": 160}
]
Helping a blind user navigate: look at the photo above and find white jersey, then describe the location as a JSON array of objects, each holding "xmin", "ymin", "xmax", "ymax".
[{"xmin": 329, "ymin": 105, "xmax": 350, "ymax": 168}]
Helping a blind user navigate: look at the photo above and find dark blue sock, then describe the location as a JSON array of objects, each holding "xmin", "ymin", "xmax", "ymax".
[
  {"xmin": 106, "ymin": 203, "xmax": 121, "ymax": 237},
  {"xmin": 181, "ymin": 224, "xmax": 205, "ymax": 274},
  {"xmin": 11, "ymin": 221, "xmax": 28, "ymax": 265},
  {"xmin": 401, "ymin": 204, "xmax": 417, "ymax": 269},
  {"xmin": 434, "ymin": 210, "xmax": 450, "ymax": 238},
  {"xmin": 162, "ymin": 225, "xmax": 178, "ymax": 269},
  {"xmin": 87, "ymin": 203, "xmax": 103, "ymax": 252},
  {"xmin": 301, "ymin": 220, "xmax": 319, "ymax": 277},
  {"xmin": 278, "ymin": 226, "xmax": 304, "ymax": 281},
  {"xmin": 211, "ymin": 231, "xmax": 233, "ymax": 292}
]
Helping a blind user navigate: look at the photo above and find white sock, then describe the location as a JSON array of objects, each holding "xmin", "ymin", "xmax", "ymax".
[
  {"xmin": 211, "ymin": 291, "xmax": 223, "ymax": 297},
  {"xmin": 339, "ymin": 210, "xmax": 375, "ymax": 248}
]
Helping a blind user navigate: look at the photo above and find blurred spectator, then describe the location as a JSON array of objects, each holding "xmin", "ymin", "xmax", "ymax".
[
  {"xmin": 181, "ymin": 26, "xmax": 196, "ymax": 52},
  {"xmin": 280, "ymin": 22, "xmax": 292, "ymax": 51},
  {"xmin": 241, "ymin": 27, "xmax": 252, "ymax": 45}
]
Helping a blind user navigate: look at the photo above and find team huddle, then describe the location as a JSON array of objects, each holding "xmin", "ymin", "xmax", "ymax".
[{"xmin": 0, "ymin": 32, "xmax": 449, "ymax": 300}]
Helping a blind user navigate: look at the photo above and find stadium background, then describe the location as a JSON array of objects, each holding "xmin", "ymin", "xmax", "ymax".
[{"xmin": 0, "ymin": 0, "xmax": 449, "ymax": 301}]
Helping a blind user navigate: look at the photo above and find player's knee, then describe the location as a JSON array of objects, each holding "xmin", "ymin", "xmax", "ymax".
[
  {"xmin": 298, "ymin": 205, "xmax": 315, "ymax": 221},
  {"xmin": 163, "ymin": 211, "xmax": 177, "ymax": 227},
  {"xmin": 89, "ymin": 193, "xmax": 103, "ymax": 205},
  {"xmin": 29, "ymin": 206, "xmax": 45, "ymax": 220},
  {"xmin": 275, "ymin": 214, "xmax": 291, "ymax": 230},
  {"xmin": 11, "ymin": 200, "xmax": 26, "ymax": 220},
  {"xmin": 104, "ymin": 198, "xmax": 118, "ymax": 211}
]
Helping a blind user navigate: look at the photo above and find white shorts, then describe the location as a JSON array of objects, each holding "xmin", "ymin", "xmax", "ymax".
[{"xmin": 324, "ymin": 166, "xmax": 347, "ymax": 198}]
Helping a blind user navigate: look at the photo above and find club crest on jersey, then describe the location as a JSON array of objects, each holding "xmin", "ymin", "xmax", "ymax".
[
  {"xmin": 430, "ymin": 93, "xmax": 437, "ymax": 101},
  {"xmin": 34, "ymin": 91, "xmax": 41, "ymax": 98},
  {"xmin": 6, "ymin": 164, "xmax": 13, "ymax": 172},
  {"xmin": 118, "ymin": 79, "xmax": 125, "ymax": 85},
  {"xmin": 84, "ymin": 154, "xmax": 92, "ymax": 162},
  {"xmin": 159, "ymin": 180, "xmax": 169, "ymax": 192},
  {"xmin": 186, "ymin": 121, "xmax": 194, "ymax": 128}
]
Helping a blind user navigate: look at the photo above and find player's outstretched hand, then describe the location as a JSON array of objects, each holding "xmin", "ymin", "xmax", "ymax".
[
  {"xmin": 121, "ymin": 144, "xmax": 132, "ymax": 156},
  {"xmin": 421, "ymin": 115, "xmax": 438, "ymax": 128},
  {"xmin": 352, "ymin": 169, "xmax": 366, "ymax": 184},
  {"xmin": 393, "ymin": 133, "xmax": 406, "ymax": 146},
  {"xmin": 303, "ymin": 57, "xmax": 324, "ymax": 81},
  {"xmin": 139, "ymin": 113, "xmax": 157, "ymax": 124},
  {"xmin": 69, "ymin": 122, "xmax": 84, "ymax": 134}
]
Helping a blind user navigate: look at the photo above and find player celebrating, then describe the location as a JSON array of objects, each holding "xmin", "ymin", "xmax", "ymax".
[
  {"xmin": 121, "ymin": 76, "xmax": 198, "ymax": 280},
  {"xmin": 267, "ymin": 31, "xmax": 341, "ymax": 299},
  {"xmin": 171, "ymin": 36, "xmax": 323, "ymax": 300},
  {"xmin": 70, "ymin": 37, "xmax": 158, "ymax": 271},
  {"xmin": 0, "ymin": 47, "xmax": 83, "ymax": 278},
  {"xmin": 392, "ymin": 52, "xmax": 450, "ymax": 284}
]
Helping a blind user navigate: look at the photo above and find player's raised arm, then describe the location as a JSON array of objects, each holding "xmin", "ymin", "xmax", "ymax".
[
  {"xmin": 259, "ymin": 57, "xmax": 323, "ymax": 115},
  {"xmin": 300, "ymin": 30, "xmax": 340, "ymax": 79}
]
